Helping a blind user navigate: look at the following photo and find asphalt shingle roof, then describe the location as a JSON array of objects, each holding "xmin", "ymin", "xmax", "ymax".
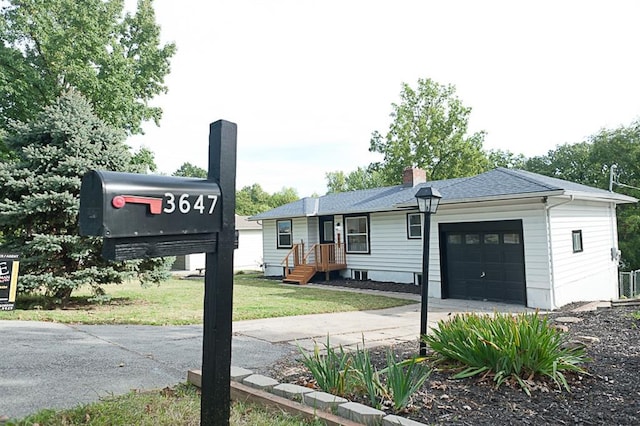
[{"xmin": 251, "ymin": 168, "xmax": 637, "ymax": 220}]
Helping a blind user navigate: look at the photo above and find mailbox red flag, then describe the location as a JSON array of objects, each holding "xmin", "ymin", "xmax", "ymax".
[{"xmin": 112, "ymin": 195, "xmax": 163, "ymax": 215}]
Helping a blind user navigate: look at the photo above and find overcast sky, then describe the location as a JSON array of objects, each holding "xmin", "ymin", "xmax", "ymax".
[{"xmin": 127, "ymin": 0, "xmax": 640, "ymax": 197}]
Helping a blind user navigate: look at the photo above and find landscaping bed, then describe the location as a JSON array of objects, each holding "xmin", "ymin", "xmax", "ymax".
[{"xmin": 268, "ymin": 304, "xmax": 640, "ymax": 425}]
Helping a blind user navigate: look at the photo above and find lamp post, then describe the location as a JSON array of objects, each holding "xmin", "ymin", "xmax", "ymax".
[{"xmin": 415, "ymin": 186, "xmax": 442, "ymax": 356}]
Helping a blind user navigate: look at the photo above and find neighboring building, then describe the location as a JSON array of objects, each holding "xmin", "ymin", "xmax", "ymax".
[
  {"xmin": 173, "ymin": 215, "xmax": 263, "ymax": 272},
  {"xmin": 250, "ymin": 167, "xmax": 637, "ymax": 310}
]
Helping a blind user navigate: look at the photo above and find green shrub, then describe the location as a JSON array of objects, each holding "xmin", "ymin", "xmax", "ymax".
[{"xmin": 423, "ymin": 311, "xmax": 589, "ymax": 394}]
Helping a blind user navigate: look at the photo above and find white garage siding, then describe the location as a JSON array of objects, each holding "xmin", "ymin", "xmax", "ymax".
[
  {"xmin": 436, "ymin": 201, "xmax": 551, "ymax": 309},
  {"xmin": 548, "ymin": 200, "xmax": 619, "ymax": 307}
]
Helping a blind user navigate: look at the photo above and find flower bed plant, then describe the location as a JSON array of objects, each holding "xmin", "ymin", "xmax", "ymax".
[
  {"xmin": 423, "ymin": 311, "xmax": 589, "ymax": 394},
  {"xmin": 299, "ymin": 337, "xmax": 430, "ymax": 411}
]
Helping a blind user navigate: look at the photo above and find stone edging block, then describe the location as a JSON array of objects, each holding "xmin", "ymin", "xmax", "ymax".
[
  {"xmin": 383, "ymin": 414, "xmax": 429, "ymax": 425},
  {"xmin": 337, "ymin": 401, "xmax": 386, "ymax": 425},
  {"xmin": 187, "ymin": 367, "xmax": 428, "ymax": 425},
  {"xmin": 272, "ymin": 383, "xmax": 314, "ymax": 401},
  {"xmin": 230, "ymin": 366, "xmax": 253, "ymax": 382},
  {"xmin": 303, "ymin": 391, "xmax": 348, "ymax": 411},
  {"xmin": 242, "ymin": 374, "xmax": 279, "ymax": 391}
]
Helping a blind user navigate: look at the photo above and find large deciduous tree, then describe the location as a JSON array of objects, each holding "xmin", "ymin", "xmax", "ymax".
[
  {"xmin": 369, "ymin": 78, "xmax": 489, "ymax": 185},
  {"xmin": 0, "ymin": 91, "xmax": 172, "ymax": 303},
  {"xmin": 0, "ymin": 0, "xmax": 175, "ymax": 139},
  {"xmin": 325, "ymin": 166, "xmax": 385, "ymax": 193},
  {"xmin": 486, "ymin": 149, "xmax": 527, "ymax": 170},
  {"xmin": 236, "ymin": 184, "xmax": 299, "ymax": 216},
  {"xmin": 173, "ymin": 162, "xmax": 207, "ymax": 178}
]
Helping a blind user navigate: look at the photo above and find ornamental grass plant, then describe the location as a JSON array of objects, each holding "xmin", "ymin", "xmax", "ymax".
[
  {"xmin": 298, "ymin": 336, "xmax": 353, "ymax": 396},
  {"xmin": 299, "ymin": 337, "xmax": 431, "ymax": 411},
  {"xmin": 379, "ymin": 351, "xmax": 430, "ymax": 411},
  {"xmin": 423, "ymin": 311, "xmax": 589, "ymax": 395}
]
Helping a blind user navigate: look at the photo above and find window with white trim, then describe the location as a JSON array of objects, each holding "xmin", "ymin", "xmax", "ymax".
[
  {"xmin": 572, "ymin": 230, "xmax": 583, "ymax": 253},
  {"xmin": 345, "ymin": 215, "xmax": 369, "ymax": 253},
  {"xmin": 277, "ymin": 219, "xmax": 292, "ymax": 248},
  {"xmin": 407, "ymin": 213, "xmax": 422, "ymax": 239}
]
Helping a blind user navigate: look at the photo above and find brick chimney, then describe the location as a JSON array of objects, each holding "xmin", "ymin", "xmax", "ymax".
[{"xmin": 403, "ymin": 167, "xmax": 427, "ymax": 187}]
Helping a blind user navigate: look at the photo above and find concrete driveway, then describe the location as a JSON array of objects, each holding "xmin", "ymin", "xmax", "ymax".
[{"xmin": 0, "ymin": 290, "xmax": 532, "ymax": 419}]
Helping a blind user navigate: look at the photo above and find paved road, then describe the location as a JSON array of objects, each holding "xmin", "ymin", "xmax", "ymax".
[{"xmin": 0, "ymin": 290, "xmax": 531, "ymax": 420}]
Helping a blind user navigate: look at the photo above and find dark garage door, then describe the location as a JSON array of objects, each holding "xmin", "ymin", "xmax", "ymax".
[{"xmin": 440, "ymin": 220, "xmax": 526, "ymax": 305}]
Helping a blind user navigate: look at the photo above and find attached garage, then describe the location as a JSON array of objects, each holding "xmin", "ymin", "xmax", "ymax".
[{"xmin": 440, "ymin": 220, "xmax": 526, "ymax": 304}]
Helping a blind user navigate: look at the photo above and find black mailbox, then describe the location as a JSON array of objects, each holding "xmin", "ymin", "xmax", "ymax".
[{"xmin": 79, "ymin": 170, "xmax": 222, "ymax": 239}]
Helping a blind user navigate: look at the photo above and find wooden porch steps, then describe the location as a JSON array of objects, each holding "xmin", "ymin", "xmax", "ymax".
[{"xmin": 282, "ymin": 264, "xmax": 317, "ymax": 285}]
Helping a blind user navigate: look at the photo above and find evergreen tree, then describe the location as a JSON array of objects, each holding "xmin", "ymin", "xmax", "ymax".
[{"xmin": 0, "ymin": 91, "xmax": 171, "ymax": 303}]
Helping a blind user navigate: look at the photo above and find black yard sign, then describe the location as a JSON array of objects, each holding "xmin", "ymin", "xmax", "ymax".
[
  {"xmin": 79, "ymin": 120, "xmax": 237, "ymax": 426},
  {"xmin": 0, "ymin": 254, "xmax": 19, "ymax": 311}
]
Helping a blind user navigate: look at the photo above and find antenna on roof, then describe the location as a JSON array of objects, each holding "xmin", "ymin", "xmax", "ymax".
[
  {"xmin": 609, "ymin": 164, "xmax": 618, "ymax": 192},
  {"xmin": 609, "ymin": 164, "xmax": 640, "ymax": 192}
]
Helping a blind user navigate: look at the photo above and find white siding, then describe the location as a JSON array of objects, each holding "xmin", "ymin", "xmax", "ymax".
[
  {"xmin": 548, "ymin": 201, "xmax": 619, "ymax": 307},
  {"xmin": 174, "ymin": 229, "xmax": 263, "ymax": 272},
  {"xmin": 262, "ymin": 217, "xmax": 312, "ymax": 276},
  {"xmin": 234, "ymin": 229, "xmax": 263, "ymax": 271},
  {"xmin": 339, "ymin": 201, "xmax": 551, "ymax": 308},
  {"xmin": 438, "ymin": 202, "xmax": 551, "ymax": 308},
  {"xmin": 259, "ymin": 198, "xmax": 621, "ymax": 310},
  {"xmin": 307, "ymin": 217, "xmax": 319, "ymax": 246}
]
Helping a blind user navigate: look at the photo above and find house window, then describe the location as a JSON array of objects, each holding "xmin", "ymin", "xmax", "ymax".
[
  {"xmin": 415, "ymin": 273, "xmax": 422, "ymax": 286},
  {"xmin": 345, "ymin": 215, "xmax": 369, "ymax": 253},
  {"xmin": 572, "ymin": 230, "xmax": 583, "ymax": 253},
  {"xmin": 353, "ymin": 270, "xmax": 368, "ymax": 281},
  {"xmin": 407, "ymin": 213, "xmax": 422, "ymax": 239},
  {"xmin": 277, "ymin": 219, "xmax": 292, "ymax": 249}
]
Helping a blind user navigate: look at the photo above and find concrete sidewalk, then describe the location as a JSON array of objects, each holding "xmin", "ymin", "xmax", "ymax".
[
  {"xmin": 0, "ymin": 291, "xmax": 533, "ymax": 420},
  {"xmin": 236, "ymin": 285, "xmax": 533, "ymax": 351}
]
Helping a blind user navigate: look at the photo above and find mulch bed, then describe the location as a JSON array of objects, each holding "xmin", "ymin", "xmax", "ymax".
[{"xmin": 267, "ymin": 279, "xmax": 640, "ymax": 425}]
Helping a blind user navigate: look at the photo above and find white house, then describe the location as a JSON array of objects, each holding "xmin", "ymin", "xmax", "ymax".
[
  {"xmin": 250, "ymin": 167, "xmax": 637, "ymax": 310},
  {"xmin": 173, "ymin": 215, "xmax": 263, "ymax": 272}
]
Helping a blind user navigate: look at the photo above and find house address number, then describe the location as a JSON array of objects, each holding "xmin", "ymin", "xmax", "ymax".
[{"xmin": 163, "ymin": 193, "xmax": 219, "ymax": 215}]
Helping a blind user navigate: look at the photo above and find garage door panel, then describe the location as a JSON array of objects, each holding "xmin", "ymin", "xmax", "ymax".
[
  {"xmin": 442, "ymin": 221, "xmax": 526, "ymax": 305},
  {"xmin": 465, "ymin": 279, "xmax": 487, "ymax": 299}
]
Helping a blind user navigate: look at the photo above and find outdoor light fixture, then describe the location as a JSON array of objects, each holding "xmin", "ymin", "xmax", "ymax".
[
  {"xmin": 415, "ymin": 186, "xmax": 442, "ymax": 214},
  {"xmin": 415, "ymin": 186, "xmax": 442, "ymax": 356}
]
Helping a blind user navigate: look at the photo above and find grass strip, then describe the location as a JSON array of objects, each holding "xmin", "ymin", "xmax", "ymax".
[{"xmin": 0, "ymin": 274, "xmax": 415, "ymax": 325}]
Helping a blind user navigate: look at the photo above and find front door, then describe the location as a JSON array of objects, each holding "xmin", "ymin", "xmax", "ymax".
[{"xmin": 319, "ymin": 216, "xmax": 334, "ymax": 244}]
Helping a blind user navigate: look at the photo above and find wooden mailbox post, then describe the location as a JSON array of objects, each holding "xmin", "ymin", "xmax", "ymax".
[{"xmin": 79, "ymin": 120, "xmax": 237, "ymax": 426}]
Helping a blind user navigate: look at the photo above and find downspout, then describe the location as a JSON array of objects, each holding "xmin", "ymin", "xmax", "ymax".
[
  {"xmin": 609, "ymin": 202, "xmax": 621, "ymax": 298},
  {"xmin": 544, "ymin": 195, "xmax": 574, "ymax": 309}
]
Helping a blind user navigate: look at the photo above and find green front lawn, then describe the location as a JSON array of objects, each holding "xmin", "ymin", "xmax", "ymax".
[
  {"xmin": 6, "ymin": 383, "xmax": 324, "ymax": 426},
  {"xmin": 0, "ymin": 274, "xmax": 415, "ymax": 325}
]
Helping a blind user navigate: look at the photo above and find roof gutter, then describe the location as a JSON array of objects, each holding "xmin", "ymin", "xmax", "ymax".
[
  {"xmin": 545, "ymin": 195, "xmax": 574, "ymax": 310},
  {"xmin": 393, "ymin": 190, "xmax": 566, "ymax": 209}
]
